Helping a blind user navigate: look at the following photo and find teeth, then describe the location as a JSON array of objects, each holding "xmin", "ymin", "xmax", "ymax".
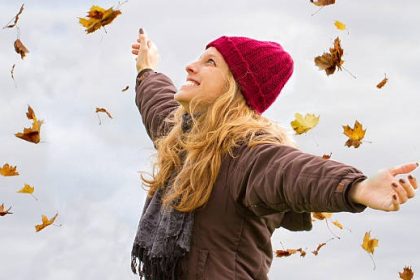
[{"xmin": 184, "ymin": 80, "xmax": 199, "ymax": 87}]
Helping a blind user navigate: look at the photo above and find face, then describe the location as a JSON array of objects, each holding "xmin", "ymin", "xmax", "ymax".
[{"xmin": 174, "ymin": 47, "xmax": 230, "ymax": 112}]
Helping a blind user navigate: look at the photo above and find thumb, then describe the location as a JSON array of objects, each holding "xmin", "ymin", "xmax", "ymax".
[
  {"xmin": 138, "ymin": 28, "xmax": 149, "ymax": 49},
  {"xmin": 389, "ymin": 162, "xmax": 419, "ymax": 176}
]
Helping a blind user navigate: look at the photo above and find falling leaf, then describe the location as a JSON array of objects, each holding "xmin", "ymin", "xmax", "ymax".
[
  {"xmin": 361, "ymin": 231, "xmax": 378, "ymax": 254},
  {"xmin": 290, "ymin": 113, "xmax": 320, "ymax": 135},
  {"xmin": 322, "ymin": 152, "xmax": 332, "ymax": 160},
  {"xmin": 14, "ymin": 39, "xmax": 29, "ymax": 59},
  {"xmin": 0, "ymin": 204, "xmax": 13, "ymax": 216},
  {"xmin": 17, "ymin": 183, "xmax": 34, "ymax": 194},
  {"xmin": 2, "ymin": 4, "xmax": 24, "ymax": 29},
  {"xmin": 122, "ymin": 85, "xmax": 129, "ymax": 92},
  {"xmin": 332, "ymin": 219, "xmax": 344, "ymax": 229},
  {"xmin": 334, "ymin": 20, "xmax": 346, "ymax": 30},
  {"xmin": 310, "ymin": 0, "xmax": 335, "ymax": 6},
  {"xmin": 376, "ymin": 74, "xmax": 388, "ymax": 89},
  {"xmin": 35, "ymin": 213, "xmax": 59, "ymax": 232},
  {"xmin": 275, "ymin": 248, "xmax": 306, "ymax": 258},
  {"xmin": 78, "ymin": 5, "xmax": 122, "ymax": 34},
  {"xmin": 0, "ymin": 163, "xmax": 19, "ymax": 176},
  {"xmin": 11, "ymin": 64, "xmax": 16, "ymax": 82},
  {"xmin": 96, "ymin": 107, "xmax": 113, "ymax": 119},
  {"xmin": 314, "ymin": 37, "xmax": 344, "ymax": 76},
  {"xmin": 399, "ymin": 266, "xmax": 414, "ymax": 280},
  {"xmin": 312, "ymin": 242, "xmax": 327, "ymax": 256},
  {"xmin": 312, "ymin": 212, "xmax": 333, "ymax": 220},
  {"xmin": 342, "ymin": 120, "xmax": 366, "ymax": 148},
  {"xmin": 15, "ymin": 105, "xmax": 43, "ymax": 144}
]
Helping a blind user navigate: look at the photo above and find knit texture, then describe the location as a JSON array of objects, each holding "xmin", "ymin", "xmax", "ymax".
[{"xmin": 206, "ymin": 36, "xmax": 294, "ymax": 114}]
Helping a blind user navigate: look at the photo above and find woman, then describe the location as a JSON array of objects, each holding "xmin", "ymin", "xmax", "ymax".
[{"xmin": 130, "ymin": 28, "xmax": 418, "ymax": 280}]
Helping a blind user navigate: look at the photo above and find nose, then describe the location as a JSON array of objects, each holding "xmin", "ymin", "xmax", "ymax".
[{"xmin": 185, "ymin": 61, "xmax": 198, "ymax": 74}]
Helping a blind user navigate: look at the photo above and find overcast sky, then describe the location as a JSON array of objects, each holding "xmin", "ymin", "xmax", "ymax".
[{"xmin": 1, "ymin": 1, "xmax": 419, "ymax": 279}]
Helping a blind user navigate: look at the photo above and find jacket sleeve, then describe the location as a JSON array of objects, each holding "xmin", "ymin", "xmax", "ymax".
[
  {"xmin": 229, "ymin": 143, "xmax": 368, "ymax": 217},
  {"xmin": 135, "ymin": 69, "xmax": 180, "ymax": 144}
]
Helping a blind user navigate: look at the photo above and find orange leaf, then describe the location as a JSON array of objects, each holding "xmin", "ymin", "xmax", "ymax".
[
  {"xmin": 376, "ymin": 74, "xmax": 388, "ymax": 89},
  {"xmin": 399, "ymin": 266, "xmax": 414, "ymax": 280},
  {"xmin": 2, "ymin": 4, "xmax": 24, "ymax": 29},
  {"xmin": 0, "ymin": 163, "xmax": 19, "ymax": 176},
  {"xmin": 310, "ymin": 0, "xmax": 335, "ymax": 6},
  {"xmin": 332, "ymin": 219, "xmax": 344, "ymax": 229},
  {"xmin": 322, "ymin": 152, "xmax": 332, "ymax": 160},
  {"xmin": 315, "ymin": 37, "xmax": 344, "ymax": 76},
  {"xmin": 35, "ymin": 213, "xmax": 59, "ymax": 232},
  {"xmin": 96, "ymin": 107, "xmax": 113, "ymax": 119},
  {"xmin": 0, "ymin": 204, "xmax": 13, "ymax": 216},
  {"xmin": 312, "ymin": 212, "xmax": 333, "ymax": 220},
  {"xmin": 14, "ymin": 39, "xmax": 29, "ymax": 59},
  {"xmin": 15, "ymin": 105, "xmax": 43, "ymax": 144},
  {"xmin": 342, "ymin": 120, "xmax": 366, "ymax": 148},
  {"xmin": 78, "ymin": 5, "xmax": 122, "ymax": 34}
]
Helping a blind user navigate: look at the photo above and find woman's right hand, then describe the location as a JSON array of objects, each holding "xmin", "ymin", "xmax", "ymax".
[{"xmin": 131, "ymin": 28, "xmax": 159, "ymax": 73}]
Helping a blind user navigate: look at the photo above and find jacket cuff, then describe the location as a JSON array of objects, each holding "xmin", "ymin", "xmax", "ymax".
[
  {"xmin": 338, "ymin": 174, "xmax": 368, "ymax": 213},
  {"xmin": 136, "ymin": 68, "xmax": 155, "ymax": 86}
]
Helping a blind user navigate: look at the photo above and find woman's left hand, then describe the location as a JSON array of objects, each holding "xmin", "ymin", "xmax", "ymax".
[{"xmin": 349, "ymin": 162, "xmax": 418, "ymax": 211}]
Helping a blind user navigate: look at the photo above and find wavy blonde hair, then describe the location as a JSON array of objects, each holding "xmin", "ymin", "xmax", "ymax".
[{"xmin": 141, "ymin": 71, "xmax": 297, "ymax": 212}]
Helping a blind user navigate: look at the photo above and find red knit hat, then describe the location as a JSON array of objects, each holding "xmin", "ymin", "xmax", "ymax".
[{"xmin": 206, "ymin": 36, "xmax": 294, "ymax": 114}]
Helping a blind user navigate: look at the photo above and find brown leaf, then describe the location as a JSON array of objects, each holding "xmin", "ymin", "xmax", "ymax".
[
  {"xmin": 310, "ymin": 0, "xmax": 335, "ymax": 6},
  {"xmin": 2, "ymin": 4, "xmax": 24, "ymax": 29},
  {"xmin": 322, "ymin": 152, "xmax": 332, "ymax": 160},
  {"xmin": 121, "ymin": 85, "xmax": 129, "ymax": 92},
  {"xmin": 14, "ymin": 39, "xmax": 29, "ymax": 59},
  {"xmin": 314, "ymin": 37, "xmax": 344, "ymax": 75},
  {"xmin": 275, "ymin": 248, "xmax": 306, "ymax": 258},
  {"xmin": 0, "ymin": 204, "xmax": 13, "ymax": 216},
  {"xmin": 312, "ymin": 242, "xmax": 326, "ymax": 256},
  {"xmin": 399, "ymin": 266, "xmax": 414, "ymax": 280},
  {"xmin": 376, "ymin": 74, "xmax": 388, "ymax": 89},
  {"xmin": 0, "ymin": 163, "xmax": 19, "ymax": 176},
  {"xmin": 312, "ymin": 212, "xmax": 333, "ymax": 220},
  {"xmin": 15, "ymin": 105, "xmax": 43, "ymax": 144}
]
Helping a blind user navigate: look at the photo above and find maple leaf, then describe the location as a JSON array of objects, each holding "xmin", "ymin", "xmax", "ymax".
[
  {"xmin": 0, "ymin": 204, "xmax": 13, "ymax": 216},
  {"xmin": 310, "ymin": 0, "xmax": 335, "ymax": 6},
  {"xmin": 290, "ymin": 113, "xmax": 319, "ymax": 135},
  {"xmin": 35, "ymin": 213, "xmax": 59, "ymax": 232},
  {"xmin": 2, "ymin": 4, "xmax": 24, "ymax": 29},
  {"xmin": 315, "ymin": 37, "xmax": 344, "ymax": 76},
  {"xmin": 312, "ymin": 242, "xmax": 326, "ymax": 256},
  {"xmin": 342, "ymin": 120, "xmax": 366, "ymax": 148},
  {"xmin": 14, "ymin": 39, "xmax": 30, "ymax": 59},
  {"xmin": 376, "ymin": 74, "xmax": 388, "ymax": 89},
  {"xmin": 275, "ymin": 248, "xmax": 306, "ymax": 258},
  {"xmin": 0, "ymin": 163, "xmax": 19, "ymax": 176},
  {"xmin": 78, "ymin": 5, "xmax": 122, "ymax": 34},
  {"xmin": 399, "ymin": 266, "xmax": 414, "ymax": 280},
  {"xmin": 334, "ymin": 20, "xmax": 346, "ymax": 30},
  {"xmin": 15, "ymin": 105, "xmax": 43, "ymax": 144}
]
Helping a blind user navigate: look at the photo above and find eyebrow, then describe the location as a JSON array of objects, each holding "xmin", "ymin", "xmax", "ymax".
[{"xmin": 199, "ymin": 53, "xmax": 218, "ymax": 61}]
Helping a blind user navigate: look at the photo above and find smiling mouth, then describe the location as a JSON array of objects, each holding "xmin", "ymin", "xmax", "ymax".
[{"xmin": 181, "ymin": 80, "xmax": 200, "ymax": 89}]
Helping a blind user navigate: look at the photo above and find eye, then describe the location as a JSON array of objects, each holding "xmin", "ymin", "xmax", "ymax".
[{"xmin": 206, "ymin": 58, "xmax": 216, "ymax": 66}]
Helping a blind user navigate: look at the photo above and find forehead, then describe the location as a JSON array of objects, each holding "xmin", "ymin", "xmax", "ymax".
[{"xmin": 200, "ymin": 47, "xmax": 222, "ymax": 59}]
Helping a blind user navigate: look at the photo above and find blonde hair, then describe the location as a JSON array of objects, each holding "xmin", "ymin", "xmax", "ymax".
[{"xmin": 140, "ymin": 71, "xmax": 296, "ymax": 212}]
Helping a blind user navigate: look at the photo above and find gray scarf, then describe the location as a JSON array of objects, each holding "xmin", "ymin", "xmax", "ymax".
[{"xmin": 131, "ymin": 112, "xmax": 194, "ymax": 280}]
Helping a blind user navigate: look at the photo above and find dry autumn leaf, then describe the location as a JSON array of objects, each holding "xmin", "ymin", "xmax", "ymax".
[
  {"xmin": 311, "ymin": 242, "xmax": 326, "ymax": 256},
  {"xmin": 17, "ymin": 183, "xmax": 38, "ymax": 200},
  {"xmin": 342, "ymin": 120, "xmax": 366, "ymax": 148},
  {"xmin": 290, "ymin": 113, "xmax": 320, "ymax": 135},
  {"xmin": 334, "ymin": 20, "xmax": 346, "ymax": 30},
  {"xmin": 79, "ymin": 5, "xmax": 122, "ymax": 34},
  {"xmin": 0, "ymin": 204, "xmax": 13, "ymax": 216},
  {"xmin": 361, "ymin": 231, "xmax": 378, "ymax": 269},
  {"xmin": 14, "ymin": 38, "xmax": 29, "ymax": 59},
  {"xmin": 332, "ymin": 219, "xmax": 344, "ymax": 230},
  {"xmin": 275, "ymin": 248, "xmax": 306, "ymax": 258},
  {"xmin": 312, "ymin": 212, "xmax": 333, "ymax": 220},
  {"xmin": 322, "ymin": 153, "xmax": 332, "ymax": 160},
  {"xmin": 35, "ymin": 213, "xmax": 59, "ymax": 232},
  {"xmin": 2, "ymin": 4, "xmax": 24, "ymax": 29},
  {"xmin": 376, "ymin": 74, "xmax": 388, "ymax": 89},
  {"xmin": 399, "ymin": 266, "xmax": 414, "ymax": 280},
  {"xmin": 96, "ymin": 107, "xmax": 113, "ymax": 119},
  {"xmin": 314, "ymin": 37, "xmax": 344, "ymax": 76},
  {"xmin": 122, "ymin": 85, "xmax": 129, "ymax": 92},
  {"xmin": 310, "ymin": 0, "xmax": 335, "ymax": 6},
  {"xmin": 15, "ymin": 105, "xmax": 43, "ymax": 144},
  {"xmin": 0, "ymin": 163, "xmax": 19, "ymax": 176}
]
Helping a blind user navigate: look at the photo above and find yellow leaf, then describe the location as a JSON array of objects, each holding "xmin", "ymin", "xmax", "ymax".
[
  {"xmin": 361, "ymin": 231, "xmax": 379, "ymax": 254},
  {"xmin": 78, "ymin": 5, "xmax": 122, "ymax": 34},
  {"xmin": 342, "ymin": 120, "xmax": 366, "ymax": 148},
  {"xmin": 35, "ymin": 213, "xmax": 59, "ymax": 232},
  {"xmin": 290, "ymin": 113, "xmax": 320, "ymax": 135},
  {"xmin": 0, "ymin": 163, "xmax": 19, "ymax": 176},
  {"xmin": 15, "ymin": 105, "xmax": 43, "ymax": 144},
  {"xmin": 17, "ymin": 183, "xmax": 34, "ymax": 194},
  {"xmin": 332, "ymin": 219, "xmax": 344, "ymax": 229},
  {"xmin": 334, "ymin": 20, "xmax": 346, "ymax": 30}
]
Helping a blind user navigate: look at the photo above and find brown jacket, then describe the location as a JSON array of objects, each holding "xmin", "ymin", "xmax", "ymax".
[{"xmin": 135, "ymin": 70, "xmax": 367, "ymax": 280}]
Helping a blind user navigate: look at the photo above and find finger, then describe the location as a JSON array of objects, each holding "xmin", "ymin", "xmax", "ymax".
[
  {"xmin": 391, "ymin": 194, "xmax": 400, "ymax": 211},
  {"xmin": 390, "ymin": 162, "xmax": 419, "ymax": 176},
  {"xmin": 392, "ymin": 182, "xmax": 408, "ymax": 203},
  {"xmin": 131, "ymin": 43, "xmax": 140, "ymax": 49},
  {"xmin": 138, "ymin": 29, "xmax": 149, "ymax": 49},
  {"xmin": 408, "ymin": 175, "xmax": 418, "ymax": 189},
  {"xmin": 399, "ymin": 178, "xmax": 416, "ymax": 198},
  {"xmin": 132, "ymin": 49, "xmax": 139, "ymax": 55}
]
